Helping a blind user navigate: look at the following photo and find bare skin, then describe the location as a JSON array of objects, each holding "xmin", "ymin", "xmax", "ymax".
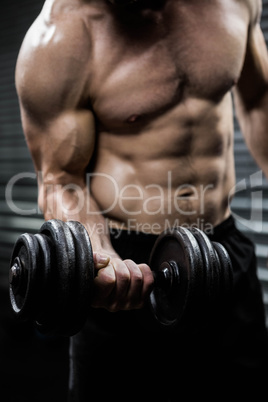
[{"xmin": 15, "ymin": 0, "xmax": 268, "ymax": 312}]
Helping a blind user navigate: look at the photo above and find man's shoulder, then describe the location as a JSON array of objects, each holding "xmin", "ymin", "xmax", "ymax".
[
  {"xmin": 18, "ymin": 0, "xmax": 96, "ymax": 68},
  {"xmin": 15, "ymin": 0, "xmax": 97, "ymax": 116},
  {"xmin": 233, "ymin": 0, "xmax": 262, "ymax": 24}
]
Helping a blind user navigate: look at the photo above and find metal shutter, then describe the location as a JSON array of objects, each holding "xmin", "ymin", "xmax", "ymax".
[{"xmin": 0, "ymin": 1, "xmax": 268, "ymax": 326}]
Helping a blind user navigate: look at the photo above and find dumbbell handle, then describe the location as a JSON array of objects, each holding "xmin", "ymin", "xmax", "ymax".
[{"xmin": 9, "ymin": 254, "xmax": 180, "ymax": 298}]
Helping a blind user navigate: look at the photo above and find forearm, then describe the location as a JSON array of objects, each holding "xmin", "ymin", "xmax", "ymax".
[
  {"xmin": 38, "ymin": 178, "xmax": 154, "ymax": 312},
  {"xmin": 38, "ymin": 179, "xmax": 115, "ymax": 254}
]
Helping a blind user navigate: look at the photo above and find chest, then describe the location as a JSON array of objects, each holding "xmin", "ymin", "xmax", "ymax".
[{"xmin": 89, "ymin": 0, "xmax": 249, "ymax": 127}]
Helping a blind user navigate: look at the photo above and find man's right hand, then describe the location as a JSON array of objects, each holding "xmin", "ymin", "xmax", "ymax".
[{"xmin": 91, "ymin": 252, "xmax": 154, "ymax": 312}]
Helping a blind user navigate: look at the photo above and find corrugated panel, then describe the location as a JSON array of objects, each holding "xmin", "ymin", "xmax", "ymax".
[{"xmin": 0, "ymin": 1, "xmax": 268, "ymax": 327}]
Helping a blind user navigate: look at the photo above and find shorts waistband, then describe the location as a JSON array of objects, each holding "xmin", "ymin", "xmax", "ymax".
[
  {"xmin": 109, "ymin": 215, "xmax": 236, "ymax": 242},
  {"xmin": 208, "ymin": 215, "xmax": 237, "ymax": 242}
]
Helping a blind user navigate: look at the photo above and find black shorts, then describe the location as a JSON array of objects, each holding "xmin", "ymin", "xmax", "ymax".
[{"xmin": 68, "ymin": 216, "xmax": 268, "ymax": 401}]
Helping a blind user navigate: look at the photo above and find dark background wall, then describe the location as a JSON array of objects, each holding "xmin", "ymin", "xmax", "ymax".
[
  {"xmin": 0, "ymin": 1, "xmax": 268, "ymax": 401},
  {"xmin": 0, "ymin": 2, "xmax": 69, "ymax": 401},
  {"xmin": 0, "ymin": 0, "xmax": 45, "ymax": 288}
]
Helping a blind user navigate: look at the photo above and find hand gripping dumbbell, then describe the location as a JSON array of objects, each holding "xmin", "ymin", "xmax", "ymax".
[{"xmin": 9, "ymin": 219, "xmax": 233, "ymax": 336}]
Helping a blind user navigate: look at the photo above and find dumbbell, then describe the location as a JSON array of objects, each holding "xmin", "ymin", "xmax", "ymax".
[{"xmin": 9, "ymin": 219, "xmax": 233, "ymax": 336}]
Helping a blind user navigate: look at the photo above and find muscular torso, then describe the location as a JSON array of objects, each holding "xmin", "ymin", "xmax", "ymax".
[
  {"xmin": 89, "ymin": 0, "xmax": 250, "ymax": 232},
  {"xmin": 22, "ymin": 0, "xmax": 255, "ymax": 233}
]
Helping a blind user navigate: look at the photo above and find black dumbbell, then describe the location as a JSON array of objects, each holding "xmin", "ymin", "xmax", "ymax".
[
  {"xmin": 9, "ymin": 219, "xmax": 233, "ymax": 336},
  {"xmin": 149, "ymin": 225, "xmax": 233, "ymax": 328}
]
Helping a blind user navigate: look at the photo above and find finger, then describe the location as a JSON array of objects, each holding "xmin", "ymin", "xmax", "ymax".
[
  {"xmin": 91, "ymin": 263, "xmax": 116, "ymax": 307},
  {"xmin": 93, "ymin": 252, "xmax": 110, "ymax": 269},
  {"xmin": 106, "ymin": 259, "xmax": 131, "ymax": 311},
  {"xmin": 123, "ymin": 259, "xmax": 144, "ymax": 309},
  {"xmin": 138, "ymin": 264, "xmax": 154, "ymax": 304}
]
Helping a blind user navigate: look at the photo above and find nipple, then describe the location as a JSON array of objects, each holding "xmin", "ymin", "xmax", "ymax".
[{"xmin": 127, "ymin": 114, "xmax": 139, "ymax": 123}]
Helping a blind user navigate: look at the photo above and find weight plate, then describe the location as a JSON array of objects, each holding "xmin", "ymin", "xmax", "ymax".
[
  {"xmin": 33, "ymin": 233, "xmax": 55, "ymax": 334},
  {"xmin": 39, "ymin": 219, "xmax": 76, "ymax": 336},
  {"xmin": 212, "ymin": 242, "xmax": 233, "ymax": 299},
  {"xmin": 149, "ymin": 226, "xmax": 203, "ymax": 328},
  {"xmin": 190, "ymin": 227, "xmax": 220, "ymax": 303},
  {"xmin": 65, "ymin": 221, "xmax": 94, "ymax": 336},
  {"xmin": 9, "ymin": 233, "xmax": 39, "ymax": 320}
]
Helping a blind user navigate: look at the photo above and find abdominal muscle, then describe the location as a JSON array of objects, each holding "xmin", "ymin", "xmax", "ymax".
[{"xmin": 90, "ymin": 94, "xmax": 236, "ymax": 235}]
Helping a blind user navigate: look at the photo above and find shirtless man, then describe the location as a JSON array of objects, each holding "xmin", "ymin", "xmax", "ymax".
[{"xmin": 15, "ymin": 0, "xmax": 268, "ymax": 399}]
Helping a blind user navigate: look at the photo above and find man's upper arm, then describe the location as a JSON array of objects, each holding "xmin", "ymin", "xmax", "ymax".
[
  {"xmin": 15, "ymin": 16, "xmax": 95, "ymax": 183},
  {"xmin": 235, "ymin": 0, "xmax": 268, "ymax": 110},
  {"xmin": 232, "ymin": 0, "xmax": 268, "ymax": 178}
]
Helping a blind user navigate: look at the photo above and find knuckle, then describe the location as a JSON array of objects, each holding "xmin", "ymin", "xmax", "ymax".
[
  {"xmin": 97, "ymin": 267, "xmax": 116, "ymax": 287},
  {"xmin": 132, "ymin": 271, "xmax": 143, "ymax": 285},
  {"xmin": 117, "ymin": 267, "xmax": 131, "ymax": 285},
  {"xmin": 124, "ymin": 259, "xmax": 134, "ymax": 266},
  {"xmin": 140, "ymin": 265, "xmax": 154, "ymax": 285},
  {"xmin": 125, "ymin": 260, "xmax": 143, "ymax": 282},
  {"xmin": 119, "ymin": 272, "xmax": 131, "ymax": 288}
]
